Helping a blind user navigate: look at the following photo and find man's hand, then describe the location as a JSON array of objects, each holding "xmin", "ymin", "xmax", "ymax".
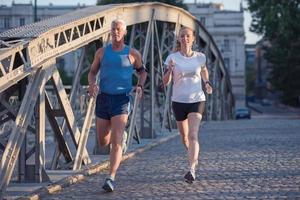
[
  {"xmin": 136, "ymin": 85, "xmax": 143, "ymax": 99},
  {"xmin": 88, "ymin": 83, "xmax": 99, "ymax": 98}
]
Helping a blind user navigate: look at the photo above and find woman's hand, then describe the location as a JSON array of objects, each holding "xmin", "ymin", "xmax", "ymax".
[
  {"xmin": 205, "ymin": 82, "xmax": 213, "ymax": 94},
  {"xmin": 162, "ymin": 58, "xmax": 175, "ymax": 87},
  {"xmin": 88, "ymin": 83, "xmax": 99, "ymax": 98},
  {"xmin": 168, "ymin": 59, "xmax": 175, "ymax": 72}
]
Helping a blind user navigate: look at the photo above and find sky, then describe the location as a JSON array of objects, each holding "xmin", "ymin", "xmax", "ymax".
[{"xmin": 1, "ymin": 0, "xmax": 261, "ymax": 44}]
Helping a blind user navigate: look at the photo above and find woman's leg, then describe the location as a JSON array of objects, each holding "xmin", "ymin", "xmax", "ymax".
[
  {"xmin": 176, "ymin": 120, "xmax": 189, "ymax": 150},
  {"xmin": 187, "ymin": 112, "xmax": 202, "ymax": 171},
  {"xmin": 172, "ymin": 102, "xmax": 189, "ymax": 150}
]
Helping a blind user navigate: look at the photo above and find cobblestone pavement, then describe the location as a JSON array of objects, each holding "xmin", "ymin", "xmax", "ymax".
[{"xmin": 41, "ymin": 119, "xmax": 300, "ymax": 199}]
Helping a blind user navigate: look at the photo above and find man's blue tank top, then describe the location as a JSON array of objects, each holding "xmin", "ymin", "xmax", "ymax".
[{"xmin": 99, "ymin": 44, "xmax": 133, "ymax": 94}]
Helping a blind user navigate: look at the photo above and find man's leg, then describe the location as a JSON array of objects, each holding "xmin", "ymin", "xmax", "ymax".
[
  {"xmin": 176, "ymin": 120, "xmax": 189, "ymax": 150},
  {"xmin": 109, "ymin": 114, "xmax": 128, "ymax": 179},
  {"xmin": 96, "ymin": 118, "xmax": 111, "ymax": 147}
]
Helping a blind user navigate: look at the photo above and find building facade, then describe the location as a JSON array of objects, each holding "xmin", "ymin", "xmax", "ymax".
[
  {"xmin": 0, "ymin": 2, "xmax": 86, "ymax": 76},
  {"xmin": 187, "ymin": 3, "xmax": 246, "ymax": 105}
]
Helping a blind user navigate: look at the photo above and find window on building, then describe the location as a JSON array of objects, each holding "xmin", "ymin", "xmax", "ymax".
[
  {"xmin": 20, "ymin": 18, "xmax": 25, "ymax": 26},
  {"xmin": 4, "ymin": 18, "xmax": 10, "ymax": 28},
  {"xmin": 224, "ymin": 39, "xmax": 230, "ymax": 51},
  {"xmin": 200, "ymin": 17, "xmax": 206, "ymax": 26}
]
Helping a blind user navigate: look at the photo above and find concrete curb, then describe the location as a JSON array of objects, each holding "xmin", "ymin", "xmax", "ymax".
[{"xmin": 17, "ymin": 133, "xmax": 179, "ymax": 200}]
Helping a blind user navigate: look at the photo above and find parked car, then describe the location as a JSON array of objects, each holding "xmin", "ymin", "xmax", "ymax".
[{"xmin": 235, "ymin": 108, "xmax": 251, "ymax": 119}]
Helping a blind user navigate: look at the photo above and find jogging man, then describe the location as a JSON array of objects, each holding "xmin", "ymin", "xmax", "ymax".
[{"xmin": 88, "ymin": 19, "xmax": 147, "ymax": 192}]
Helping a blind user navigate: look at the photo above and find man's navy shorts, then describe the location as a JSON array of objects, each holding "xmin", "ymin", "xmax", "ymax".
[{"xmin": 95, "ymin": 92, "xmax": 131, "ymax": 120}]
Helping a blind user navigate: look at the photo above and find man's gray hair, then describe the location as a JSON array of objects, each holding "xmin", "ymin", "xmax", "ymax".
[{"xmin": 111, "ymin": 19, "xmax": 127, "ymax": 31}]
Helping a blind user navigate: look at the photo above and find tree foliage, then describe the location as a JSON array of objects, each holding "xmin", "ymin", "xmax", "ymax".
[
  {"xmin": 97, "ymin": 0, "xmax": 187, "ymax": 10},
  {"xmin": 247, "ymin": 0, "xmax": 300, "ymax": 106}
]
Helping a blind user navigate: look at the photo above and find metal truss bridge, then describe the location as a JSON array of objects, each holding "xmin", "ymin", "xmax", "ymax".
[{"xmin": 0, "ymin": 2, "xmax": 234, "ymax": 198}]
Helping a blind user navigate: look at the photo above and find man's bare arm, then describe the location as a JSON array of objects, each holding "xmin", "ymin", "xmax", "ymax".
[
  {"xmin": 88, "ymin": 48, "xmax": 103, "ymax": 97},
  {"xmin": 132, "ymin": 49, "xmax": 147, "ymax": 88}
]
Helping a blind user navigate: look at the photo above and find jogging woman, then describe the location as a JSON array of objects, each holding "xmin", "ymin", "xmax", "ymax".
[{"xmin": 163, "ymin": 26, "xmax": 212, "ymax": 183}]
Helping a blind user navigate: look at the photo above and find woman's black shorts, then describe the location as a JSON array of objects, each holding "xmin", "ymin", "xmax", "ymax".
[{"xmin": 172, "ymin": 101, "xmax": 205, "ymax": 121}]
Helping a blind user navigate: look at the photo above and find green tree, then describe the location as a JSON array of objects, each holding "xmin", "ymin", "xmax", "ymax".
[
  {"xmin": 247, "ymin": 0, "xmax": 300, "ymax": 106},
  {"xmin": 97, "ymin": 0, "xmax": 187, "ymax": 10}
]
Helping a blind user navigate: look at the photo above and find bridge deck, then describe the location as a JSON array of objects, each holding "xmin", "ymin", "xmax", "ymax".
[{"xmin": 4, "ymin": 117, "xmax": 300, "ymax": 199}]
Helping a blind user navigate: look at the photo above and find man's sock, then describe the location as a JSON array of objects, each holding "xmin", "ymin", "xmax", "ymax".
[{"xmin": 107, "ymin": 175, "xmax": 115, "ymax": 181}]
